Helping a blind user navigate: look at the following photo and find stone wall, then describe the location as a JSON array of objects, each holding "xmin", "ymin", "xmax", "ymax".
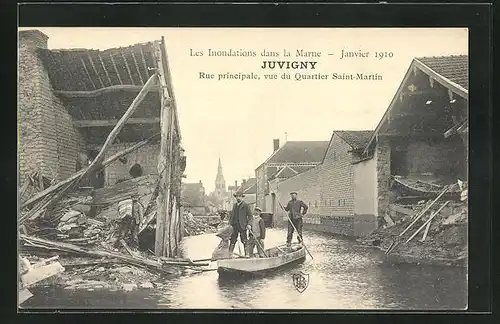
[
  {"xmin": 406, "ymin": 138, "xmax": 465, "ymax": 178},
  {"xmin": 375, "ymin": 136, "xmax": 391, "ymax": 218},
  {"xmin": 18, "ymin": 30, "xmax": 85, "ymax": 185}
]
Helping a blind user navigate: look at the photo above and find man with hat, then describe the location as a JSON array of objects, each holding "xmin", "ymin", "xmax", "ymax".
[
  {"xmin": 284, "ymin": 191, "xmax": 308, "ymax": 246},
  {"xmin": 229, "ymin": 191, "xmax": 253, "ymax": 257}
]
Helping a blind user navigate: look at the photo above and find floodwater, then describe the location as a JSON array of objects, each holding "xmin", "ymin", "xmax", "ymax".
[{"xmin": 22, "ymin": 228, "xmax": 467, "ymax": 310}]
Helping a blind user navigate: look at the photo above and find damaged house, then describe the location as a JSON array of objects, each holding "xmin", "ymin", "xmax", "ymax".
[
  {"xmin": 362, "ymin": 55, "xmax": 468, "ymax": 218},
  {"xmin": 18, "ymin": 30, "xmax": 185, "ymax": 258}
]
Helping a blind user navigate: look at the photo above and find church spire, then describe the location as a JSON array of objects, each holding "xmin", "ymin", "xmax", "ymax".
[{"xmin": 215, "ymin": 157, "xmax": 226, "ymax": 197}]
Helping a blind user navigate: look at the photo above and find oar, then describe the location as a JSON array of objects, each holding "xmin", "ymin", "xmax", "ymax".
[
  {"xmin": 270, "ymin": 185, "xmax": 314, "ymax": 260},
  {"xmin": 248, "ymin": 228, "xmax": 269, "ymax": 258}
]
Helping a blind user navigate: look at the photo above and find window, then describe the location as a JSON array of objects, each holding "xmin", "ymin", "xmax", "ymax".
[
  {"xmin": 338, "ymin": 199, "xmax": 341, "ymax": 206},
  {"xmin": 315, "ymin": 200, "xmax": 318, "ymax": 208}
]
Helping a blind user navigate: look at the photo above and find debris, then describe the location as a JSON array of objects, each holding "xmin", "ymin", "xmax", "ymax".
[
  {"xmin": 383, "ymin": 213, "xmax": 395, "ymax": 227},
  {"xmin": 21, "ymin": 260, "xmax": 65, "ymax": 287},
  {"xmin": 139, "ymin": 282, "xmax": 154, "ymax": 289}
]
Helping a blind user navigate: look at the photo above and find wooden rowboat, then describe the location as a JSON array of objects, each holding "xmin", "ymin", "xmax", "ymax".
[{"xmin": 217, "ymin": 243, "xmax": 306, "ymax": 276}]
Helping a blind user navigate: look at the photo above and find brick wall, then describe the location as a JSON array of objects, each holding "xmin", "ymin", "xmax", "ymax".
[
  {"xmin": 18, "ymin": 31, "xmax": 85, "ymax": 185},
  {"xmin": 103, "ymin": 143, "xmax": 160, "ymax": 186}
]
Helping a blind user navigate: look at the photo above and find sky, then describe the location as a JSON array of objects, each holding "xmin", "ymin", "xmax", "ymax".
[{"xmin": 19, "ymin": 27, "xmax": 468, "ymax": 192}]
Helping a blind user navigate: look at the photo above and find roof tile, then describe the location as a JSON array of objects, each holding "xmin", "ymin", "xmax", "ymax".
[{"xmin": 416, "ymin": 55, "xmax": 468, "ymax": 90}]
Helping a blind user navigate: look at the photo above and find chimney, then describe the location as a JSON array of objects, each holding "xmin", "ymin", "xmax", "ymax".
[
  {"xmin": 235, "ymin": 180, "xmax": 238, "ymax": 187},
  {"xmin": 273, "ymin": 139, "xmax": 280, "ymax": 152},
  {"xmin": 19, "ymin": 29, "xmax": 49, "ymax": 49}
]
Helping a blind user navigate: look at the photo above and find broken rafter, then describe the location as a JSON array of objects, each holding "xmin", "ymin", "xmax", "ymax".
[
  {"xmin": 54, "ymin": 85, "xmax": 160, "ymax": 98},
  {"xmin": 20, "ymin": 234, "xmax": 175, "ymax": 274},
  {"xmin": 138, "ymin": 45, "xmax": 150, "ymax": 77},
  {"xmin": 130, "ymin": 48, "xmax": 145, "ymax": 84},
  {"xmin": 79, "ymin": 57, "xmax": 97, "ymax": 90},
  {"xmin": 120, "ymin": 50, "xmax": 135, "ymax": 84},
  {"xmin": 109, "ymin": 51, "xmax": 123, "ymax": 85},
  {"xmin": 21, "ymin": 133, "xmax": 160, "ymax": 210},
  {"xmin": 74, "ymin": 117, "xmax": 160, "ymax": 128},
  {"xmin": 98, "ymin": 53, "xmax": 113, "ymax": 86},
  {"xmin": 87, "ymin": 52, "xmax": 105, "ymax": 88}
]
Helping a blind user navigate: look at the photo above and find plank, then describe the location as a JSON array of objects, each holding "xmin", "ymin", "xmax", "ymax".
[
  {"xmin": 21, "ymin": 261, "xmax": 65, "ymax": 287},
  {"xmin": 74, "ymin": 117, "xmax": 160, "ymax": 128},
  {"xmin": 420, "ymin": 216, "xmax": 432, "ymax": 242}
]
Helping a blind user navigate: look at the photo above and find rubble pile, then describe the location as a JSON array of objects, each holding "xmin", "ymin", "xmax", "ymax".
[
  {"xmin": 18, "ymin": 171, "xmax": 211, "ymax": 302},
  {"xmin": 183, "ymin": 214, "xmax": 220, "ymax": 236},
  {"xmin": 358, "ymin": 180, "xmax": 468, "ymax": 267}
]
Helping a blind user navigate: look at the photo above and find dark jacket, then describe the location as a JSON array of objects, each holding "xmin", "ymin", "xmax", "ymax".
[
  {"xmin": 284, "ymin": 199, "xmax": 308, "ymax": 220},
  {"xmin": 230, "ymin": 201, "xmax": 252, "ymax": 230}
]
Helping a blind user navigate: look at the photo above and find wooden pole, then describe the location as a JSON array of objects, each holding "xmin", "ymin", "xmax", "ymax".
[
  {"xmin": 406, "ymin": 201, "xmax": 450, "ymax": 243},
  {"xmin": 154, "ymin": 41, "xmax": 175, "ymax": 257}
]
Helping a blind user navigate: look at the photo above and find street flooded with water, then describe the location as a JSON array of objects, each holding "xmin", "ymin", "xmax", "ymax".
[{"xmin": 22, "ymin": 228, "xmax": 467, "ymax": 310}]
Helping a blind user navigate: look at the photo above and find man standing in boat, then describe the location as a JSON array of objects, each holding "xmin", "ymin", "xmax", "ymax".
[
  {"xmin": 229, "ymin": 191, "xmax": 253, "ymax": 257},
  {"xmin": 284, "ymin": 191, "xmax": 308, "ymax": 246}
]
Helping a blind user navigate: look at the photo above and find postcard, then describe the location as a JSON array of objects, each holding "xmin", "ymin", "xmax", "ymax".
[{"xmin": 18, "ymin": 27, "xmax": 468, "ymax": 310}]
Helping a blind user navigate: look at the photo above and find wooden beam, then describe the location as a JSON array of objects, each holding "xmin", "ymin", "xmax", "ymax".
[
  {"xmin": 87, "ymin": 52, "xmax": 105, "ymax": 88},
  {"xmin": 154, "ymin": 40, "xmax": 175, "ymax": 257},
  {"xmin": 130, "ymin": 48, "xmax": 145, "ymax": 85},
  {"xmin": 79, "ymin": 57, "xmax": 97, "ymax": 90},
  {"xmin": 109, "ymin": 52, "xmax": 123, "ymax": 85},
  {"xmin": 120, "ymin": 50, "xmax": 135, "ymax": 84},
  {"xmin": 138, "ymin": 45, "xmax": 149, "ymax": 77},
  {"xmin": 74, "ymin": 117, "xmax": 160, "ymax": 128},
  {"xmin": 54, "ymin": 85, "xmax": 160, "ymax": 98},
  {"xmin": 21, "ymin": 133, "xmax": 160, "ymax": 210},
  {"xmin": 98, "ymin": 53, "xmax": 113, "ymax": 86}
]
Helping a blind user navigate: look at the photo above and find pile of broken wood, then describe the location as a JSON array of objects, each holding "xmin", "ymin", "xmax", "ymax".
[{"xmin": 383, "ymin": 181, "xmax": 466, "ymax": 254}]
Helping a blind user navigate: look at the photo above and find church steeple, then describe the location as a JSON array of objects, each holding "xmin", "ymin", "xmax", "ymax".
[{"xmin": 215, "ymin": 157, "xmax": 226, "ymax": 197}]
